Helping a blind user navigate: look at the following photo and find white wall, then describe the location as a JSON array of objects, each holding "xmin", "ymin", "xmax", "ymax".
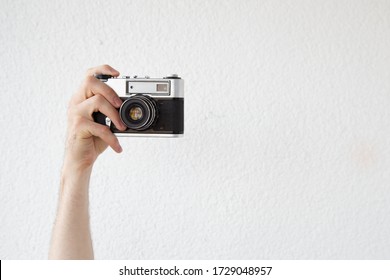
[{"xmin": 1, "ymin": 0, "xmax": 389, "ymax": 259}]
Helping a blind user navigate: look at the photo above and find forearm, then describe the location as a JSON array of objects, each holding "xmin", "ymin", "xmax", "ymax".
[{"xmin": 49, "ymin": 163, "xmax": 94, "ymax": 259}]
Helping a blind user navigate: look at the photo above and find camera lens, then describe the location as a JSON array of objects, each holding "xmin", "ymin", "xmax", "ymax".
[
  {"xmin": 119, "ymin": 95, "xmax": 157, "ymax": 130},
  {"xmin": 129, "ymin": 107, "xmax": 143, "ymax": 121}
]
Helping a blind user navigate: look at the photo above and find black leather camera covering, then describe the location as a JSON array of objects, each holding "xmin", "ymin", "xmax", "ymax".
[{"xmin": 93, "ymin": 98, "xmax": 184, "ymax": 134}]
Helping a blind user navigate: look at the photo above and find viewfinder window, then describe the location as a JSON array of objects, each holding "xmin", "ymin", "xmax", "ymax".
[{"xmin": 157, "ymin": 84, "xmax": 168, "ymax": 92}]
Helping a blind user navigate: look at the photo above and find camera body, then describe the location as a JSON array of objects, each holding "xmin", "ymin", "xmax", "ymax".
[{"xmin": 93, "ymin": 74, "xmax": 184, "ymax": 137}]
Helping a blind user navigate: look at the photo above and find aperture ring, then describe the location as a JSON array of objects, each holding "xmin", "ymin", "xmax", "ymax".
[{"xmin": 119, "ymin": 95, "xmax": 157, "ymax": 130}]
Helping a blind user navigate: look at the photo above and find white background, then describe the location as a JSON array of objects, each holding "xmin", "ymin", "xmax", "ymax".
[{"xmin": 0, "ymin": 0, "xmax": 389, "ymax": 259}]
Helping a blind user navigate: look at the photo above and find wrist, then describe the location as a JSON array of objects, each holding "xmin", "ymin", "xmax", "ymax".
[
  {"xmin": 61, "ymin": 164, "xmax": 92, "ymax": 181},
  {"xmin": 62, "ymin": 151, "xmax": 95, "ymax": 173},
  {"xmin": 61, "ymin": 157, "xmax": 93, "ymax": 192}
]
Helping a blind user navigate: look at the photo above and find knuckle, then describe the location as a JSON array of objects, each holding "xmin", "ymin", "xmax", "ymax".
[
  {"xmin": 73, "ymin": 116, "xmax": 85, "ymax": 128},
  {"xmin": 82, "ymin": 75, "xmax": 95, "ymax": 88},
  {"xmin": 67, "ymin": 104, "xmax": 82, "ymax": 120},
  {"xmin": 68, "ymin": 116, "xmax": 85, "ymax": 133},
  {"xmin": 99, "ymin": 125, "xmax": 111, "ymax": 135},
  {"xmin": 85, "ymin": 75, "xmax": 96, "ymax": 84},
  {"xmin": 80, "ymin": 77, "xmax": 95, "ymax": 93},
  {"xmin": 93, "ymin": 94, "xmax": 105, "ymax": 105}
]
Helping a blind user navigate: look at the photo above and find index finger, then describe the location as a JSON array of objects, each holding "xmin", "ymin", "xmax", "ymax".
[
  {"xmin": 85, "ymin": 64, "xmax": 120, "ymax": 77},
  {"xmin": 70, "ymin": 65, "xmax": 123, "ymax": 107}
]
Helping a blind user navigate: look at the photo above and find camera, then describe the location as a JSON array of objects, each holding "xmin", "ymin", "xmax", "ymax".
[{"xmin": 93, "ymin": 74, "xmax": 184, "ymax": 137}]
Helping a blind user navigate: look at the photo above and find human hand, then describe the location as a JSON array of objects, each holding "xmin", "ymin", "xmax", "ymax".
[{"xmin": 64, "ymin": 65, "xmax": 127, "ymax": 171}]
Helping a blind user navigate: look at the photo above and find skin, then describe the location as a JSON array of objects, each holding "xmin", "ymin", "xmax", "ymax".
[{"xmin": 49, "ymin": 65, "xmax": 126, "ymax": 259}]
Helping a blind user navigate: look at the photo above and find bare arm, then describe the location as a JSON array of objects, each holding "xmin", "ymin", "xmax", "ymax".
[
  {"xmin": 49, "ymin": 165, "xmax": 94, "ymax": 259},
  {"xmin": 49, "ymin": 65, "xmax": 126, "ymax": 259}
]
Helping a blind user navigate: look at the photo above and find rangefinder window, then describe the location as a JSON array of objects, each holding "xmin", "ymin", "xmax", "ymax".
[{"xmin": 157, "ymin": 83, "xmax": 168, "ymax": 92}]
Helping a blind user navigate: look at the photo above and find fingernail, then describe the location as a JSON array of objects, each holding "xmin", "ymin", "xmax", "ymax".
[
  {"xmin": 118, "ymin": 144, "xmax": 123, "ymax": 153},
  {"xmin": 115, "ymin": 97, "xmax": 122, "ymax": 107}
]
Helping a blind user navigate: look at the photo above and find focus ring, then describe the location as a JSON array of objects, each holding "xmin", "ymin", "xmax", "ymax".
[{"xmin": 119, "ymin": 95, "xmax": 157, "ymax": 130}]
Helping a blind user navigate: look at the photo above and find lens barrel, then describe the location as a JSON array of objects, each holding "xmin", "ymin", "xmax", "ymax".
[{"xmin": 119, "ymin": 95, "xmax": 157, "ymax": 130}]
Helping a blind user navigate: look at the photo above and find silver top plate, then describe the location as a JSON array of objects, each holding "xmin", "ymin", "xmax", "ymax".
[{"xmin": 104, "ymin": 77, "xmax": 184, "ymax": 98}]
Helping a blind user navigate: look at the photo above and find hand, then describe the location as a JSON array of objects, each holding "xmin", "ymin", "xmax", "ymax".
[{"xmin": 64, "ymin": 65, "xmax": 127, "ymax": 171}]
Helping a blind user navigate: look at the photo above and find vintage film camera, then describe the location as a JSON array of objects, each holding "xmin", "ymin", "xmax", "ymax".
[{"xmin": 93, "ymin": 74, "xmax": 184, "ymax": 137}]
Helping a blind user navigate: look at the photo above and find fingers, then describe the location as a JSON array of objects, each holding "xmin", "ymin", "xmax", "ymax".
[
  {"xmin": 71, "ymin": 75, "xmax": 123, "ymax": 108},
  {"xmin": 70, "ymin": 64, "xmax": 122, "ymax": 106},
  {"xmin": 88, "ymin": 121, "xmax": 122, "ymax": 153},
  {"xmin": 75, "ymin": 118, "xmax": 123, "ymax": 153},
  {"xmin": 77, "ymin": 95, "xmax": 126, "ymax": 131},
  {"xmin": 86, "ymin": 64, "xmax": 120, "ymax": 77},
  {"xmin": 85, "ymin": 76, "xmax": 123, "ymax": 108}
]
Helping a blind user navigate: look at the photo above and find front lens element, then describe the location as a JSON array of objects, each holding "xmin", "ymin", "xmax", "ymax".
[{"xmin": 129, "ymin": 106, "xmax": 143, "ymax": 121}]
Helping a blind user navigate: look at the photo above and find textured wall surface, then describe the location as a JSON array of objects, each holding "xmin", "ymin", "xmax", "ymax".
[{"xmin": 1, "ymin": 0, "xmax": 390, "ymax": 259}]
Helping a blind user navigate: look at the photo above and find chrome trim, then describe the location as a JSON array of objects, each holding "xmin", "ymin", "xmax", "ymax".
[
  {"xmin": 104, "ymin": 76, "xmax": 184, "ymax": 98},
  {"xmin": 114, "ymin": 133, "xmax": 183, "ymax": 138}
]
